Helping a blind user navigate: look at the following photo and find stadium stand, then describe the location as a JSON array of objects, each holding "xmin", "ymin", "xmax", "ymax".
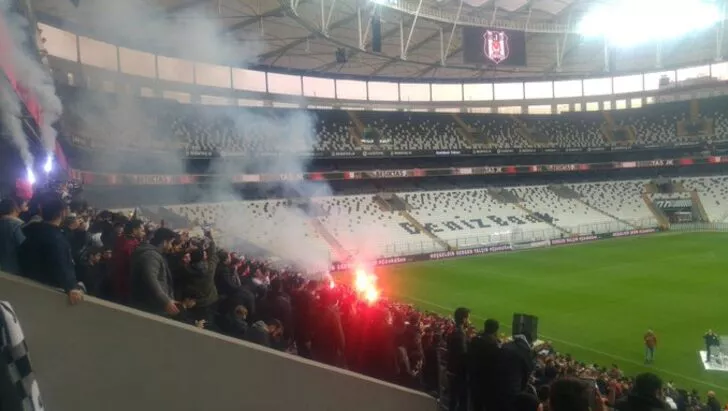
[{"xmin": 58, "ymin": 85, "xmax": 728, "ymax": 156}]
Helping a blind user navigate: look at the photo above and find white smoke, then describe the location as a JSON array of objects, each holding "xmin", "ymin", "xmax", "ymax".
[
  {"xmin": 0, "ymin": 81, "xmax": 32, "ymax": 166},
  {"xmin": 59, "ymin": 0, "xmax": 338, "ymax": 272},
  {"xmin": 0, "ymin": 0, "xmax": 62, "ymax": 155}
]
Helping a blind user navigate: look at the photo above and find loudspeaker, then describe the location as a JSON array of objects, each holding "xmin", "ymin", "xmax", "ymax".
[
  {"xmin": 372, "ymin": 9, "xmax": 381, "ymax": 53},
  {"xmin": 335, "ymin": 48, "xmax": 347, "ymax": 63},
  {"xmin": 512, "ymin": 313, "xmax": 538, "ymax": 344}
]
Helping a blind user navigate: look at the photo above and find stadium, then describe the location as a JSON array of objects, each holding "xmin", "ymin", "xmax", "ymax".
[{"xmin": 2, "ymin": 0, "xmax": 728, "ymax": 409}]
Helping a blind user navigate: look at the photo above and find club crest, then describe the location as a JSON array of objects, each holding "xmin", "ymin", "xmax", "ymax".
[{"xmin": 483, "ymin": 30, "xmax": 509, "ymax": 64}]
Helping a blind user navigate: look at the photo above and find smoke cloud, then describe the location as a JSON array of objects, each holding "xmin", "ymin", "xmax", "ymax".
[
  {"xmin": 62, "ymin": 0, "xmax": 340, "ymax": 272},
  {"xmin": 0, "ymin": 81, "xmax": 32, "ymax": 166},
  {"xmin": 0, "ymin": 0, "xmax": 62, "ymax": 156}
]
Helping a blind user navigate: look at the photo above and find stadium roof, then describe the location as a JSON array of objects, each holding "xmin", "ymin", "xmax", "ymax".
[{"xmin": 32, "ymin": 0, "xmax": 728, "ymax": 81}]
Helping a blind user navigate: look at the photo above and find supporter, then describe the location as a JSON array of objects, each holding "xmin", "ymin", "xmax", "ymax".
[
  {"xmin": 77, "ymin": 247, "xmax": 105, "ymax": 297},
  {"xmin": 311, "ymin": 289, "xmax": 346, "ymax": 367},
  {"xmin": 468, "ymin": 318, "xmax": 501, "ymax": 411},
  {"xmin": 446, "ymin": 307, "xmax": 470, "ymax": 411},
  {"xmin": 246, "ymin": 318, "xmax": 283, "ymax": 349},
  {"xmin": 130, "ymin": 227, "xmax": 179, "ymax": 316},
  {"xmin": 18, "ymin": 195, "xmax": 84, "ymax": 305},
  {"xmin": 111, "ymin": 220, "xmax": 145, "ymax": 303},
  {"xmin": 360, "ymin": 307, "xmax": 398, "ymax": 381},
  {"xmin": 496, "ymin": 331, "xmax": 536, "ymax": 411},
  {"xmin": 258, "ymin": 278, "xmax": 293, "ymax": 344},
  {"xmin": 420, "ymin": 327, "xmax": 441, "ymax": 395},
  {"xmin": 176, "ymin": 231, "xmax": 220, "ymax": 325},
  {"xmin": 614, "ymin": 372, "xmax": 669, "ymax": 411},
  {"xmin": 291, "ymin": 279, "xmax": 316, "ymax": 358},
  {"xmin": 707, "ymin": 391, "xmax": 721, "ymax": 411},
  {"xmin": 216, "ymin": 300, "xmax": 249, "ymax": 339},
  {"xmin": 548, "ymin": 378, "xmax": 600, "ymax": 411},
  {"xmin": 214, "ymin": 250, "xmax": 240, "ymax": 298},
  {"xmin": 401, "ymin": 313, "xmax": 424, "ymax": 377},
  {"xmin": 514, "ymin": 392, "xmax": 540, "ymax": 411},
  {"xmin": 0, "ymin": 198, "xmax": 26, "ymax": 275}
]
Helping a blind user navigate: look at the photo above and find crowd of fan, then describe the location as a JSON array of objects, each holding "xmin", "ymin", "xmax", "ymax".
[{"xmin": 0, "ymin": 191, "xmax": 725, "ymax": 411}]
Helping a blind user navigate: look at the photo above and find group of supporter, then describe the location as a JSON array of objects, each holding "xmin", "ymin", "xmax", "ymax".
[{"xmin": 0, "ymin": 190, "xmax": 725, "ymax": 411}]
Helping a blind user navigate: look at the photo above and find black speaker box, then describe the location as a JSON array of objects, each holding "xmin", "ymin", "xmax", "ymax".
[
  {"xmin": 512, "ymin": 313, "xmax": 538, "ymax": 344},
  {"xmin": 372, "ymin": 17, "xmax": 381, "ymax": 53}
]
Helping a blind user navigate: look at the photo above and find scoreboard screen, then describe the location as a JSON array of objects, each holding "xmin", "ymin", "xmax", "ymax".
[{"xmin": 462, "ymin": 27, "xmax": 527, "ymax": 67}]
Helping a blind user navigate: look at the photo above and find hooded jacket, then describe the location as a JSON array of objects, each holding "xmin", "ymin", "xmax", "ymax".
[
  {"xmin": 18, "ymin": 222, "xmax": 77, "ymax": 292},
  {"xmin": 130, "ymin": 243, "xmax": 174, "ymax": 313}
]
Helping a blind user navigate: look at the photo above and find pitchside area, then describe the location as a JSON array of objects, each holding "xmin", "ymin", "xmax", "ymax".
[{"xmin": 378, "ymin": 232, "xmax": 728, "ymax": 397}]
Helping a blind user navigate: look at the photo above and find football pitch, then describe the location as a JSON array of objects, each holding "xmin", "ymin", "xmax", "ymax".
[{"xmin": 378, "ymin": 232, "xmax": 728, "ymax": 397}]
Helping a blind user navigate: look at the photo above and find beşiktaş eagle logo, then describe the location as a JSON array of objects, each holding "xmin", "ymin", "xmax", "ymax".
[{"xmin": 483, "ymin": 30, "xmax": 509, "ymax": 64}]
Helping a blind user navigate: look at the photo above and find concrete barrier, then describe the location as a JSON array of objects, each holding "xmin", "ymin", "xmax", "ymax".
[{"xmin": 0, "ymin": 272, "xmax": 437, "ymax": 411}]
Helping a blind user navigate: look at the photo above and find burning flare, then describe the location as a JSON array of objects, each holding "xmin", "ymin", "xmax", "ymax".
[{"xmin": 354, "ymin": 268, "xmax": 379, "ymax": 304}]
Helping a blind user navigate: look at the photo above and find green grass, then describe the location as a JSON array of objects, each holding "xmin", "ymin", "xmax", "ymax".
[{"xmin": 377, "ymin": 232, "xmax": 728, "ymax": 398}]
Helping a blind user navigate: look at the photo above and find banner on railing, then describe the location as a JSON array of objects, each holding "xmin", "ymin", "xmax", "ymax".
[{"xmin": 69, "ymin": 153, "xmax": 728, "ymax": 186}]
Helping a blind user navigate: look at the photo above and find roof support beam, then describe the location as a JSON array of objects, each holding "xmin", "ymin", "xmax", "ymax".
[
  {"xmin": 371, "ymin": 30, "xmax": 439, "ymax": 75},
  {"xmin": 165, "ymin": 0, "xmax": 208, "ymax": 14},
  {"xmin": 416, "ymin": 46, "xmax": 461, "ymax": 77},
  {"xmin": 402, "ymin": 0, "xmax": 424, "ymax": 59},
  {"xmin": 313, "ymin": 18, "xmax": 410, "ymax": 72},
  {"xmin": 259, "ymin": 13, "xmax": 360, "ymax": 62},
  {"xmin": 222, "ymin": 5, "xmax": 292, "ymax": 34}
]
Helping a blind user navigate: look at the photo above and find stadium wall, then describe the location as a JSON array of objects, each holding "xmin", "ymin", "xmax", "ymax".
[{"xmin": 0, "ymin": 273, "xmax": 437, "ymax": 411}]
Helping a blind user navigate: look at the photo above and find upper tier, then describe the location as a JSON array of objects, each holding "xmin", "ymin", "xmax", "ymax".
[{"xmin": 59, "ymin": 85, "xmax": 728, "ymax": 157}]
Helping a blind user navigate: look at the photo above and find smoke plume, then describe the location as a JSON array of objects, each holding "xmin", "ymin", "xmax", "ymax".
[
  {"xmin": 0, "ymin": 81, "xmax": 32, "ymax": 166},
  {"xmin": 62, "ymin": 0, "xmax": 338, "ymax": 272},
  {"xmin": 0, "ymin": 0, "xmax": 62, "ymax": 155}
]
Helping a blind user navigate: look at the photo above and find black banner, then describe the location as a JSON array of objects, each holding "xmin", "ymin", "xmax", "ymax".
[
  {"xmin": 329, "ymin": 228, "xmax": 659, "ymax": 271},
  {"xmin": 462, "ymin": 27, "xmax": 527, "ymax": 66}
]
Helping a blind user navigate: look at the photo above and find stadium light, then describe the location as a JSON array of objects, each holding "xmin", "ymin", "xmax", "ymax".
[{"xmin": 577, "ymin": 0, "xmax": 721, "ymax": 47}]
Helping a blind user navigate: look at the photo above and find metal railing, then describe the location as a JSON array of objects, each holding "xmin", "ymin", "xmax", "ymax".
[{"xmin": 352, "ymin": 217, "xmax": 659, "ymax": 258}]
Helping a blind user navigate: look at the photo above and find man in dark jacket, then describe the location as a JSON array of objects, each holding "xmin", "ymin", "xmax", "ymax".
[
  {"xmin": 447, "ymin": 307, "xmax": 471, "ymax": 411},
  {"xmin": 258, "ymin": 278, "xmax": 293, "ymax": 343},
  {"xmin": 18, "ymin": 196, "xmax": 83, "ymax": 305},
  {"xmin": 0, "ymin": 198, "xmax": 26, "ymax": 275},
  {"xmin": 176, "ymin": 232, "xmax": 219, "ymax": 324},
  {"xmin": 614, "ymin": 372, "xmax": 668, "ymax": 411},
  {"xmin": 469, "ymin": 319, "xmax": 501, "ymax": 411},
  {"xmin": 291, "ymin": 280, "xmax": 316, "ymax": 358},
  {"xmin": 110, "ymin": 220, "xmax": 144, "ymax": 303},
  {"xmin": 246, "ymin": 319, "xmax": 283, "ymax": 348},
  {"xmin": 494, "ymin": 333, "xmax": 535, "ymax": 411},
  {"xmin": 130, "ymin": 228, "xmax": 179, "ymax": 316},
  {"xmin": 311, "ymin": 289, "xmax": 346, "ymax": 367}
]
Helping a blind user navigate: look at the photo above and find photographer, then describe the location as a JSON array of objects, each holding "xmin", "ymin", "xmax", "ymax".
[{"xmin": 704, "ymin": 330, "xmax": 720, "ymax": 363}]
